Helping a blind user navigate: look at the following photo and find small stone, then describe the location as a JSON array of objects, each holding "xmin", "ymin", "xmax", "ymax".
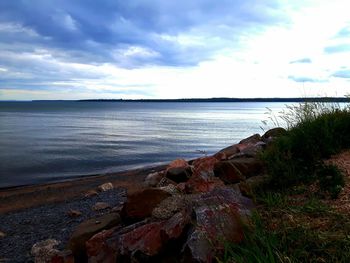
[
  {"xmin": 92, "ymin": 202, "xmax": 110, "ymax": 211},
  {"xmin": 67, "ymin": 209, "xmax": 82, "ymax": 218},
  {"xmin": 98, "ymin": 182, "xmax": 114, "ymax": 192},
  {"xmin": 159, "ymin": 184, "xmax": 179, "ymax": 195},
  {"xmin": 0, "ymin": 231, "xmax": 6, "ymax": 238},
  {"xmin": 31, "ymin": 239, "xmax": 60, "ymax": 263},
  {"xmin": 84, "ymin": 190, "xmax": 98, "ymax": 197}
]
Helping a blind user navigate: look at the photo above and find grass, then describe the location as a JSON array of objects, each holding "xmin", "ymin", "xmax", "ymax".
[{"xmin": 218, "ymin": 99, "xmax": 350, "ymax": 262}]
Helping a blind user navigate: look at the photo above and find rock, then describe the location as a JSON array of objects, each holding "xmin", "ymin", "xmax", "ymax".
[
  {"xmin": 167, "ymin": 159, "xmax": 189, "ymax": 169},
  {"xmin": 0, "ymin": 231, "xmax": 5, "ymax": 238},
  {"xmin": 144, "ymin": 172, "xmax": 164, "ymax": 187},
  {"xmin": 214, "ymin": 161, "xmax": 246, "ymax": 184},
  {"xmin": 239, "ymin": 133, "xmax": 261, "ymax": 145},
  {"xmin": 68, "ymin": 213, "xmax": 121, "ymax": 262},
  {"xmin": 86, "ymin": 228, "xmax": 118, "ymax": 263},
  {"xmin": 214, "ymin": 144, "xmax": 240, "ymax": 160},
  {"xmin": 157, "ymin": 177, "xmax": 177, "ymax": 187},
  {"xmin": 185, "ymin": 175, "xmax": 225, "ymax": 194},
  {"xmin": 121, "ymin": 188, "xmax": 171, "ymax": 222},
  {"xmin": 67, "ymin": 209, "xmax": 82, "ymax": 218},
  {"xmin": 183, "ymin": 187, "xmax": 253, "ymax": 262},
  {"xmin": 118, "ymin": 209, "xmax": 191, "ymax": 258},
  {"xmin": 84, "ymin": 190, "xmax": 98, "ymax": 198},
  {"xmin": 166, "ymin": 166, "xmax": 192, "ymax": 183},
  {"xmin": 98, "ymin": 182, "xmax": 114, "ymax": 192},
  {"xmin": 92, "ymin": 202, "xmax": 110, "ymax": 211},
  {"xmin": 159, "ymin": 184, "xmax": 180, "ymax": 195},
  {"xmin": 233, "ymin": 141, "xmax": 266, "ymax": 158},
  {"xmin": 192, "ymin": 156, "xmax": 219, "ymax": 178},
  {"xmin": 214, "ymin": 158, "xmax": 264, "ymax": 184},
  {"xmin": 32, "ymin": 239, "xmax": 73, "ymax": 263},
  {"xmin": 152, "ymin": 196, "xmax": 188, "ymax": 220},
  {"xmin": 262, "ymin": 127, "xmax": 287, "ymax": 140}
]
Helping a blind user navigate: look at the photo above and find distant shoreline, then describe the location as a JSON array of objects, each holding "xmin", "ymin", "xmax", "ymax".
[
  {"xmin": 79, "ymin": 97, "xmax": 349, "ymax": 103},
  {"xmin": 1, "ymin": 97, "xmax": 349, "ymax": 103}
]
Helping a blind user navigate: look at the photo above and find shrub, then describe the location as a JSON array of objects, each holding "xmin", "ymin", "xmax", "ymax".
[
  {"xmin": 262, "ymin": 101, "xmax": 350, "ymax": 195},
  {"xmin": 317, "ymin": 164, "xmax": 345, "ymax": 199}
]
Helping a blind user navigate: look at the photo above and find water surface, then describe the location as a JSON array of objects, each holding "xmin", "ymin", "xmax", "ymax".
[{"xmin": 0, "ymin": 101, "xmax": 286, "ymax": 187}]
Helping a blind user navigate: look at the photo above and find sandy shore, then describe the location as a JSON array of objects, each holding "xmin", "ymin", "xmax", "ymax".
[
  {"xmin": 0, "ymin": 164, "xmax": 166, "ymax": 214},
  {"xmin": 0, "ymin": 165, "xmax": 168, "ymax": 262}
]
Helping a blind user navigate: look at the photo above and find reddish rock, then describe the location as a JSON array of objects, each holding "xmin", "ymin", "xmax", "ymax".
[
  {"xmin": 97, "ymin": 182, "xmax": 114, "ymax": 192},
  {"xmin": 185, "ymin": 175, "xmax": 224, "ymax": 194},
  {"xmin": 92, "ymin": 202, "xmax": 110, "ymax": 211},
  {"xmin": 192, "ymin": 156, "xmax": 219, "ymax": 177},
  {"xmin": 184, "ymin": 204, "xmax": 243, "ymax": 263},
  {"xmin": 68, "ymin": 213, "xmax": 121, "ymax": 262},
  {"xmin": 183, "ymin": 187, "xmax": 253, "ymax": 262},
  {"xmin": 118, "ymin": 221, "xmax": 166, "ymax": 256},
  {"xmin": 239, "ymin": 133, "xmax": 261, "ymax": 145},
  {"xmin": 86, "ymin": 228, "xmax": 118, "ymax": 263},
  {"xmin": 167, "ymin": 159, "xmax": 189, "ymax": 169},
  {"xmin": 214, "ymin": 158, "xmax": 264, "ymax": 184},
  {"xmin": 166, "ymin": 166, "xmax": 192, "ymax": 183},
  {"xmin": 85, "ymin": 209, "xmax": 191, "ymax": 262},
  {"xmin": 214, "ymin": 144, "xmax": 240, "ymax": 160},
  {"xmin": 121, "ymin": 188, "xmax": 171, "ymax": 222}
]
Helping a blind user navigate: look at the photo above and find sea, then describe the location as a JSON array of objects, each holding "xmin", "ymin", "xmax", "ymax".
[{"xmin": 0, "ymin": 101, "xmax": 289, "ymax": 188}]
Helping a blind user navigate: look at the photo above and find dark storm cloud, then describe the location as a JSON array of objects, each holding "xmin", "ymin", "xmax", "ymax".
[
  {"xmin": 0, "ymin": 0, "xmax": 286, "ymax": 67},
  {"xmin": 289, "ymin": 58, "xmax": 312, "ymax": 64}
]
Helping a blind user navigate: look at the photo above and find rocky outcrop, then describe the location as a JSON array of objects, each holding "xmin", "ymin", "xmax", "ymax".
[{"xmin": 54, "ymin": 131, "xmax": 287, "ymax": 262}]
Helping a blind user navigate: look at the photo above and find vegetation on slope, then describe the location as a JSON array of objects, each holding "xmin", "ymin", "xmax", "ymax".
[{"xmin": 219, "ymin": 100, "xmax": 350, "ymax": 262}]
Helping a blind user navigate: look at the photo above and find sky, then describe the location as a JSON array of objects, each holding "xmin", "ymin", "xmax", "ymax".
[{"xmin": 0, "ymin": 0, "xmax": 349, "ymax": 100}]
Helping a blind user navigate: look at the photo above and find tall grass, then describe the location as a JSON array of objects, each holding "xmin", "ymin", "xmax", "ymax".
[{"xmin": 262, "ymin": 100, "xmax": 350, "ymax": 196}]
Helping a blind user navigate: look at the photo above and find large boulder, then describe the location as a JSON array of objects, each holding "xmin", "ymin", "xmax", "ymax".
[
  {"xmin": 86, "ymin": 228, "xmax": 118, "ymax": 263},
  {"xmin": 152, "ymin": 195, "xmax": 189, "ymax": 220},
  {"xmin": 121, "ymin": 188, "xmax": 171, "ymax": 222},
  {"xmin": 239, "ymin": 133, "xmax": 261, "ymax": 145},
  {"xmin": 214, "ymin": 144, "xmax": 240, "ymax": 160},
  {"xmin": 86, "ymin": 209, "xmax": 192, "ymax": 262},
  {"xmin": 214, "ymin": 157, "xmax": 264, "ymax": 184},
  {"xmin": 68, "ymin": 213, "xmax": 121, "ymax": 262},
  {"xmin": 166, "ymin": 166, "xmax": 192, "ymax": 183},
  {"xmin": 262, "ymin": 127, "xmax": 287, "ymax": 141},
  {"xmin": 183, "ymin": 187, "xmax": 253, "ymax": 262}
]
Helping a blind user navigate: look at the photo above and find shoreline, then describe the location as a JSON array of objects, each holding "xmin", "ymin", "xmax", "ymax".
[{"xmin": 0, "ymin": 164, "xmax": 166, "ymax": 214}]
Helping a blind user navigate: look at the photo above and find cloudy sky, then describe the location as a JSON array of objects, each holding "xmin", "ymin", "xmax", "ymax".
[{"xmin": 0, "ymin": 0, "xmax": 349, "ymax": 100}]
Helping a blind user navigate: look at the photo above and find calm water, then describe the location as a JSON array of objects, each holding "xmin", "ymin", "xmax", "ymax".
[{"xmin": 0, "ymin": 101, "xmax": 287, "ymax": 188}]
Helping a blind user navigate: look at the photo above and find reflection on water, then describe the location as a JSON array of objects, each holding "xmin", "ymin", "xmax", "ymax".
[{"xmin": 0, "ymin": 101, "xmax": 287, "ymax": 187}]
